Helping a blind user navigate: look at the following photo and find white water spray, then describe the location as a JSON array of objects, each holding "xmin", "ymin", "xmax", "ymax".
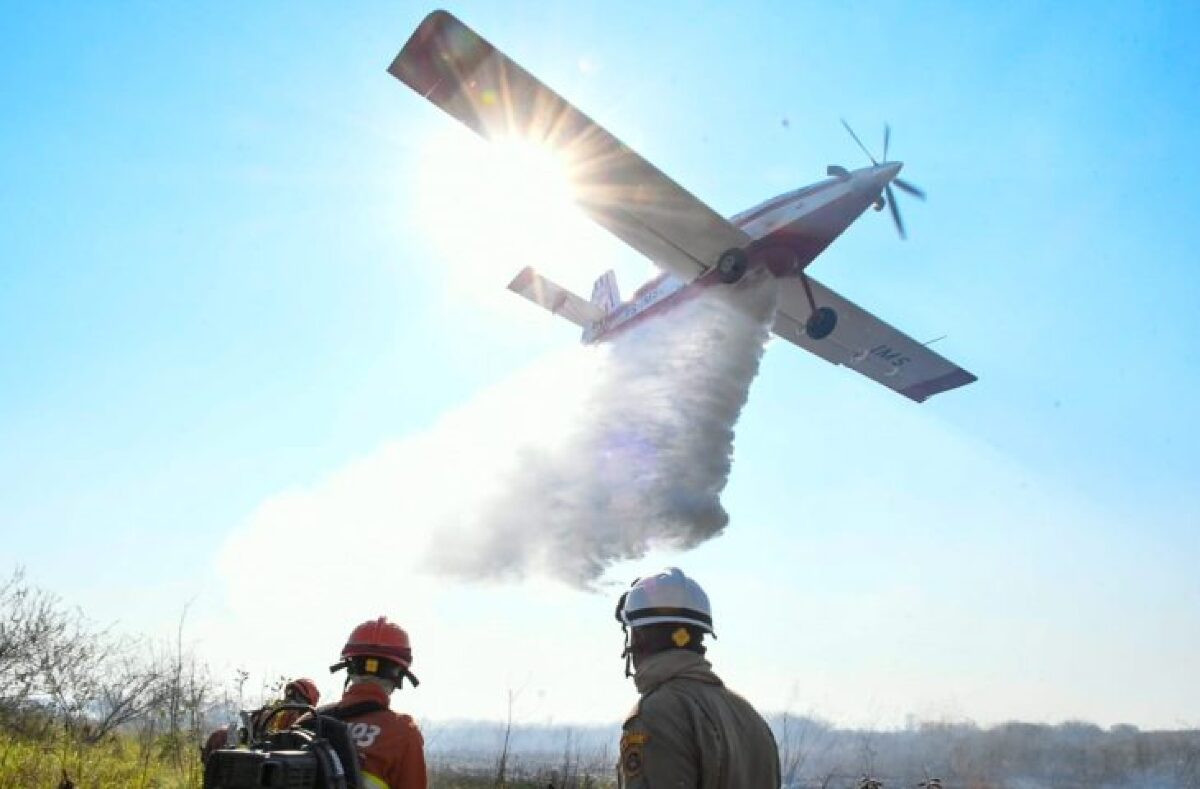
[{"xmin": 432, "ymin": 272, "xmax": 779, "ymax": 586}]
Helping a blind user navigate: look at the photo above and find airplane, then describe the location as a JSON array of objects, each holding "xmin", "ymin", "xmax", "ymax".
[{"xmin": 389, "ymin": 10, "xmax": 976, "ymax": 403}]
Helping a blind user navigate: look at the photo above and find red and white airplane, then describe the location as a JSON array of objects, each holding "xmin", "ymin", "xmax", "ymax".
[{"xmin": 389, "ymin": 11, "xmax": 975, "ymax": 402}]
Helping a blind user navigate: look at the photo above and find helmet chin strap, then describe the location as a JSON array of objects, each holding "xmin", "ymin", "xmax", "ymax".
[
  {"xmin": 615, "ymin": 583, "xmax": 639, "ymax": 678},
  {"xmin": 620, "ymin": 623, "xmax": 634, "ymax": 678},
  {"xmin": 330, "ymin": 658, "xmax": 420, "ymax": 690}
]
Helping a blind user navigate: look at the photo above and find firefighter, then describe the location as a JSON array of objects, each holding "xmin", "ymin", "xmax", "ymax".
[
  {"xmin": 254, "ymin": 677, "xmax": 320, "ymax": 732},
  {"xmin": 285, "ymin": 677, "xmax": 321, "ymax": 706},
  {"xmin": 324, "ymin": 616, "xmax": 427, "ymax": 789},
  {"xmin": 614, "ymin": 568, "xmax": 781, "ymax": 788},
  {"xmin": 199, "ymin": 677, "xmax": 320, "ymax": 763}
]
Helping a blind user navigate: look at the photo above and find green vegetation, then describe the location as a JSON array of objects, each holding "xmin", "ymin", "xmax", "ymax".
[
  {"xmin": 0, "ymin": 728, "xmax": 616, "ymax": 789},
  {"xmin": 0, "ymin": 727, "xmax": 200, "ymax": 788},
  {"xmin": 1, "ymin": 569, "xmax": 214, "ymax": 788},
  {"xmin": 0, "ymin": 726, "xmax": 616, "ymax": 788}
]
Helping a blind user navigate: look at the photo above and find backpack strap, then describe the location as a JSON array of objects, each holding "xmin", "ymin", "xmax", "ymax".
[{"xmin": 318, "ymin": 700, "xmax": 386, "ymax": 721}]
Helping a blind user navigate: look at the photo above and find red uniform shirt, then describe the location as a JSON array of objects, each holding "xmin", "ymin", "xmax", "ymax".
[{"xmin": 330, "ymin": 682, "xmax": 426, "ymax": 789}]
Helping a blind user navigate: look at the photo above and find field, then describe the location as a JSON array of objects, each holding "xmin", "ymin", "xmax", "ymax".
[
  {"xmin": 0, "ymin": 727, "xmax": 614, "ymax": 788},
  {"xmin": 5, "ymin": 571, "xmax": 1200, "ymax": 788}
]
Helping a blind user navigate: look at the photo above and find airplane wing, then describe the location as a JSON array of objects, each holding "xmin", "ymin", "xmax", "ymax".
[
  {"xmin": 772, "ymin": 276, "xmax": 976, "ymax": 402},
  {"xmin": 389, "ymin": 10, "xmax": 750, "ymax": 282}
]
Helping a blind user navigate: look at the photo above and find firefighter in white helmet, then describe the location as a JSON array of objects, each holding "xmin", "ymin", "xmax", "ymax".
[{"xmin": 614, "ymin": 568, "xmax": 780, "ymax": 788}]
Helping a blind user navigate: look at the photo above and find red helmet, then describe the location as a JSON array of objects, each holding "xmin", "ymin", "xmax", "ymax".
[
  {"xmin": 340, "ymin": 617, "xmax": 413, "ymax": 668},
  {"xmin": 331, "ymin": 616, "xmax": 419, "ymax": 687},
  {"xmin": 284, "ymin": 677, "xmax": 320, "ymax": 706}
]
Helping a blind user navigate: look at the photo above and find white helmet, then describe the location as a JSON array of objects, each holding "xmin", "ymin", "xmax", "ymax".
[{"xmin": 616, "ymin": 567, "xmax": 714, "ymax": 635}]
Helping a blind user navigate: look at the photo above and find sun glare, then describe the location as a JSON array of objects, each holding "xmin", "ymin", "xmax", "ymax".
[{"xmin": 413, "ymin": 127, "xmax": 618, "ymax": 313}]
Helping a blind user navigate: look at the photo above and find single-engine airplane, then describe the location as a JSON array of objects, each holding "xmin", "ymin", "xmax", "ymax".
[{"xmin": 389, "ymin": 10, "xmax": 976, "ymax": 402}]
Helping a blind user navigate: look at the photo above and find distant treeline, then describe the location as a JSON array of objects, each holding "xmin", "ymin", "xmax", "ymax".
[
  {"xmin": 771, "ymin": 714, "xmax": 1200, "ymax": 788},
  {"xmin": 419, "ymin": 716, "xmax": 1200, "ymax": 788}
]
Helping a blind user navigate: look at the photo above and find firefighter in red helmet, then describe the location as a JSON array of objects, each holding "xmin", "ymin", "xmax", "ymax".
[
  {"xmin": 199, "ymin": 676, "xmax": 320, "ymax": 764},
  {"xmin": 324, "ymin": 616, "xmax": 427, "ymax": 789},
  {"xmin": 284, "ymin": 678, "xmax": 320, "ymax": 707},
  {"xmin": 253, "ymin": 676, "xmax": 321, "ymax": 732}
]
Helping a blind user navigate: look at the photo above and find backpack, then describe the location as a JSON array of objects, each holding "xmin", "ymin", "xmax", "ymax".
[{"xmin": 202, "ymin": 702, "xmax": 377, "ymax": 789}]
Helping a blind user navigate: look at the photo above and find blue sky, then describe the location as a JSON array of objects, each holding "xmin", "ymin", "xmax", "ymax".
[{"xmin": 2, "ymin": 1, "xmax": 1198, "ymax": 728}]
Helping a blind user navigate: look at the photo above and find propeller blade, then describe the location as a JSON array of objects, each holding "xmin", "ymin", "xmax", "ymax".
[
  {"xmin": 885, "ymin": 184, "xmax": 906, "ymax": 240},
  {"xmin": 883, "ymin": 124, "xmax": 891, "ymax": 162},
  {"xmin": 841, "ymin": 118, "xmax": 877, "ymax": 165},
  {"xmin": 893, "ymin": 177, "xmax": 926, "ymax": 200}
]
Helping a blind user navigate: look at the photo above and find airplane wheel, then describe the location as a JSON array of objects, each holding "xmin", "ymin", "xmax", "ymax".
[
  {"xmin": 805, "ymin": 306, "xmax": 837, "ymax": 340},
  {"xmin": 716, "ymin": 248, "xmax": 748, "ymax": 283}
]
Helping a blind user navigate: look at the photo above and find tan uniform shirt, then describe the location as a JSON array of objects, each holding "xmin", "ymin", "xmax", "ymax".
[{"xmin": 618, "ymin": 650, "xmax": 780, "ymax": 788}]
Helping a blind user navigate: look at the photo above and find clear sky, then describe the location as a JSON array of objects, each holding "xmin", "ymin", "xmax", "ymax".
[{"xmin": 2, "ymin": 1, "xmax": 1198, "ymax": 730}]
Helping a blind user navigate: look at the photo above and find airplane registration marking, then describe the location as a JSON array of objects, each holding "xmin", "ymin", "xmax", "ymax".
[
  {"xmin": 596, "ymin": 277, "xmax": 687, "ymax": 335},
  {"xmin": 869, "ymin": 344, "xmax": 911, "ymax": 368}
]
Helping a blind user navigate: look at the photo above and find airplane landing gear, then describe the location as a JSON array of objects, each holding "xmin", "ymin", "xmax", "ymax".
[
  {"xmin": 805, "ymin": 306, "xmax": 838, "ymax": 340},
  {"xmin": 798, "ymin": 273, "xmax": 837, "ymax": 339},
  {"xmin": 715, "ymin": 248, "xmax": 748, "ymax": 283}
]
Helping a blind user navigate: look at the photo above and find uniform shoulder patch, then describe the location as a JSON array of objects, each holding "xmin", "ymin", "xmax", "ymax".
[
  {"xmin": 620, "ymin": 731, "xmax": 648, "ymax": 749},
  {"xmin": 624, "ymin": 738, "xmax": 643, "ymax": 772},
  {"xmin": 620, "ymin": 732, "xmax": 646, "ymax": 778}
]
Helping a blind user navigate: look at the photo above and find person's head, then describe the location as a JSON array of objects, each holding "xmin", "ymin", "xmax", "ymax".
[
  {"xmin": 614, "ymin": 568, "xmax": 714, "ymax": 674},
  {"xmin": 329, "ymin": 616, "xmax": 419, "ymax": 693},
  {"xmin": 283, "ymin": 677, "xmax": 320, "ymax": 706}
]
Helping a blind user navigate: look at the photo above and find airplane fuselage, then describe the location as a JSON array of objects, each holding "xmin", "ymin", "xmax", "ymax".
[{"xmin": 582, "ymin": 162, "xmax": 902, "ymax": 343}]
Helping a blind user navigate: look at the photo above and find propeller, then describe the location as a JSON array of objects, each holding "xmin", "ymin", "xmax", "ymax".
[
  {"xmin": 840, "ymin": 119, "xmax": 926, "ymax": 239},
  {"xmin": 841, "ymin": 118, "xmax": 877, "ymax": 165}
]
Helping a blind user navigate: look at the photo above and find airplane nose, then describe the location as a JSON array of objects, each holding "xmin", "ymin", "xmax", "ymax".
[
  {"xmin": 862, "ymin": 161, "xmax": 903, "ymax": 194},
  {"xmin": 852, "ymin": 162, "xmax": 905, "ymax": 194}
]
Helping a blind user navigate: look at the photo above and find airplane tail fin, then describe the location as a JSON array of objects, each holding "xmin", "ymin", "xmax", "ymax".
[
  {"xmin": 507, "ymin": 267, "xmax": 605, "ymax": 328},
  {"xmin": 590, "ymin": 270, "xmax": 620, "ymax": 314}
]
